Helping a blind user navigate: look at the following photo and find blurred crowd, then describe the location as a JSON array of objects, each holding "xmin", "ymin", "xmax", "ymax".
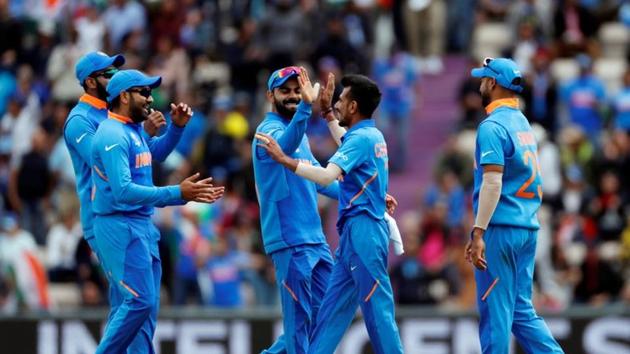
[{"xmin": 0, "ymin": 0, "xmax": 629, "ymax": 314}]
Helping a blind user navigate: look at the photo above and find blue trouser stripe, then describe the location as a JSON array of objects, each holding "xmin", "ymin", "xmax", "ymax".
[
  {"xmin": 263, "ymin": 243, "xmax": 333, "ymax": 354},
  {"xmin": 475, "ymin": 225, "xmax": 564, "ymax": 354},
  {"xmin": 308, "ymin": 213, "xmax": 403, "ymax": 354},
  {"xmin": 93, "ymin": 215, "xmax": 161, "ymax": 354}
]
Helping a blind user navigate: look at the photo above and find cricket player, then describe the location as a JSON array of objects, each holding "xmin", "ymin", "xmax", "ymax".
[
  {"xmin": 64, "ymin": 52, "xmax": 166, "ymax": 352},
  {"xmin": 65, "ymin": 52, "xmax": 125, "ymax": 253},
  {"xmin": 253, "ymin": 66, "xmax": 340, "ymax": 354},
  {"xmin": 466, "ymin": 57, "xmax": 564, "ymax": 354},
  {"xmin": 256, "ymin": 74, "xmax": 404, "ymax": 354},
  {"xmin": 91, "ymin": 69, "xmax": 224, "ymax": 354}
]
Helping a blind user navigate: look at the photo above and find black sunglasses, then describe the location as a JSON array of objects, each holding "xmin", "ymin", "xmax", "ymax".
[
  {"xmin": 127, "ymin": 87, "xmax": 152, "ymax": 98},
  {"xmin": 90, "ymin": 68, "xmax": 118, "ymax": 79}
]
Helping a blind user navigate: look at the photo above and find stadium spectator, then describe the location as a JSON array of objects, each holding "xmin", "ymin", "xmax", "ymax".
[
  {"xmin": 372, "ymin": 43, "xmax": 419, "ymax": 171},
  {"xmin": 521, "ymin": 48, "xmax": 558, "ymax": 135},
  {"xmin": 613, "ymin": 69, "xmax": 630, "ymax": 133},
  {"xmin": 560, "ymin": 54, "xmax": 607, "ymax": 143}
]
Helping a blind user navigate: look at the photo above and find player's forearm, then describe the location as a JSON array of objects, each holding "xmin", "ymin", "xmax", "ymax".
[
  {"xmin": 295, "ymin": 162, "xmax": 342, "ymax": 186},
  {"xmin": 474, "ymin": 171, "xmax": 503, "ymax": 231},
  {"xmin": 277, "ymin": 101, "xmax": 311, "ymax": 154},
  {"xmin": 325, "ymin": 112, "xmax": 346, "ymax": 147},
  {"xmin": 114, "ymin": 182, "xmax": 181, "ymax": 206},
  {"xmin": 148, "ymin": 123, "xmax": 184, "ymax": 161}
]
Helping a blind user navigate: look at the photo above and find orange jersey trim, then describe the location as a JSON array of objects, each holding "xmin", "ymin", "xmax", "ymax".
[
  {"xmin": 93, "ymin": 165, "xmax": 109, "ymax": 181},
  {"xmin": 347, "ymin": 172, "xmax": 378, "ymax": 208},
  {"xmin": 485, "ymin": 98, "xmax": 519, "ymax": 115},
  {"xmin": 109, "ymin": 111, "xmax": 133, "ymax": 124},
  {"xmin": 79, "ymin": 94, "xmax": 107, "ymax": 110}
]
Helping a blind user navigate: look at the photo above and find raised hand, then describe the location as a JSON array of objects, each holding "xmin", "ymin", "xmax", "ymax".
[
  {"xmin": 297, "ymin": 67, "xmax": 320, "ymax": 105},
  {"xmin": 170, "ymin": 102, "xmax": 193, "ymax": 128},
  {"xmin": 180, "ymin": 173, "xmax": 225, "ymax": 203},
  {"xmin": 319, "ymin": 72, "xmax": 335, "ymax": 114},
  {"xmin": 144, "ymin": 108, "xmax": 166, "ymax": 137}
]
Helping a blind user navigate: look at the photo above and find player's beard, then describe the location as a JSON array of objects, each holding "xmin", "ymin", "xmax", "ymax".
[
  {"xmin": 480, "ymin": 80, "xmax": 493, "ymax": 106},
  {"xmin": 129, "ymin": 96, "xmax": 149, "ymax": 123},
  {"xmin": 481, "ymin": 93, "xmax": 492, "ymax": 107},
  {"xmin": 274, "ymin": 97, "xmax": 300, "ymax": 119},
  {"xmin": 337, "ymin": 107, "xmax": 350, "ymax": 127},
  {"xmin": 95, "ymin": 80, "xmax": 108, "ymax": 101}
]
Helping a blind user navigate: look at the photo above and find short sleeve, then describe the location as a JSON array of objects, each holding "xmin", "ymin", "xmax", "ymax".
[
  {"xmin": 329, "ymin": 134, "xmax": 366, "ymax": 174},
  {"xmin": 477, "ymin": 121, "xmax": 508, "ymax": 166}
]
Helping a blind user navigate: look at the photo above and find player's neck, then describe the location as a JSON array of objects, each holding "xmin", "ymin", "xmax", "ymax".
[
  {"xmin": 346, "ymin": 115, "xmax": 367, "ymax": 129},
  {"xmin": 85, "ymin": 89, "xmax": 103, "ymax": 101},
  {"xmin": 112, "ymin": 107, "xmax": 131, "ymax": 119}
]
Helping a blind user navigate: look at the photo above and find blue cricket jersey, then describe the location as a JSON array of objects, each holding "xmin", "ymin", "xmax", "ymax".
[
  {"xmin": 473, "ymin": 98, "xmax": 541, "ymax": 230},
  {"xmin": 253, "ymin": 101, "xmax": 339, "ymax": 255},
  {"xmin": 63, "ymin": 94, "xmax": 109, "ymax": 238},
  {"xmin": 328, "ymin": 119, "xmax": 388, "ymax": 229},
  {"xmin": 91, "ymin": 111, "xmax": 184, "ymax": 217}
]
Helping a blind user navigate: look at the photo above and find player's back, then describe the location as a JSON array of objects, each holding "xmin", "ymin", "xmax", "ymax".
[
  {"xmin": 63, "ymin": 97, "xmax": 107, "ymax": 236},
  {"xmin": 473, "ymin": 103, "xmax": 541, "ymax": 230}
]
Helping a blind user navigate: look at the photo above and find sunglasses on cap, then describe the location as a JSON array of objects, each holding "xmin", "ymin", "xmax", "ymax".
[
  {"xmin": 90, "ymin": 68, "xmax": 118, "ymax": 79},
  {"xmin": 276, "ymin": 66, "xmax": 301, "ymax": 79},
  {"xmin": 482, "ymin": 57, "xmax": 501, "ymax": 76},
  {"xmin": 127, "ymin": 87, "xmax": 152, "ymax": 98}
]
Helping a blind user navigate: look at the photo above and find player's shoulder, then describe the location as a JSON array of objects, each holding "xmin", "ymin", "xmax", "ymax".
[
  {"xmin": 65, "ymin": 104, "xmax": 91, "ymax": 125},
  {"xmin": 351, "ymin": 125, "xmax": 383, "ymax": 141},
  {"xmin": 478, "ymin": 117, "xmax": 511, "ymax": 139},
  {"xmin": 95, "ymin": 119, "xmax": 128, "ymax": 140},
  {"xmin": 256, "ymin": 117, "xmax": 284, "ymax": 133}
]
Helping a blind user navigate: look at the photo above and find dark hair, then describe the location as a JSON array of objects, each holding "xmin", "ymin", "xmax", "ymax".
[
  {"xmin": 340, "ymin": 74, "xmax": 381, "ymax": 118},
  {"xmin": 107, "ymin": 96, "xmax": 121, "ymax": 111}
]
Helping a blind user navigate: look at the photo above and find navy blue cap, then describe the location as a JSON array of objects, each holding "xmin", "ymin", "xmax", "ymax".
[
  {"xmin": 267, "ymin": 66, "xmax": 301, "ymax": 91},
  {"xmin": 471, "ymin": 58, "xmax": 523, "ymax": 93},
  {"xmin": 106, "ymin": 69, "xmax": 162, "ymax": 102},
  {"xmin": 75, "ymin": 51, "xmax": 125, "ymax": 85}
]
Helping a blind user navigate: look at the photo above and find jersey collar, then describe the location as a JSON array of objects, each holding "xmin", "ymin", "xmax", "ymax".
[
  {"xmin": 341, "ymin": 118, "xmax": 375, "ymax": 142},
  {"xmin": 485, "ymin": 98, "xmax": 519, "ymax": 115},
  {"xmin": 79, "ymin": 94, "xmax": 107, "ymax": 110},
  {"xmin": 108, "ymin": 111, "xmax": 133, "ymax": 124}
]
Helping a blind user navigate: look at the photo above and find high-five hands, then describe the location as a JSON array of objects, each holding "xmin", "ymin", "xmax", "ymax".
[
  {"xmin": 319, "ymin": 72, "xmax": 335, "ymax": 115},
  {"xmin": 180, "ymin": 173, "xmax": 225, "ymax": 204},
  {"xmin": 297, "ymin": 67, "xmax": 320, "ymax": 105}
]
